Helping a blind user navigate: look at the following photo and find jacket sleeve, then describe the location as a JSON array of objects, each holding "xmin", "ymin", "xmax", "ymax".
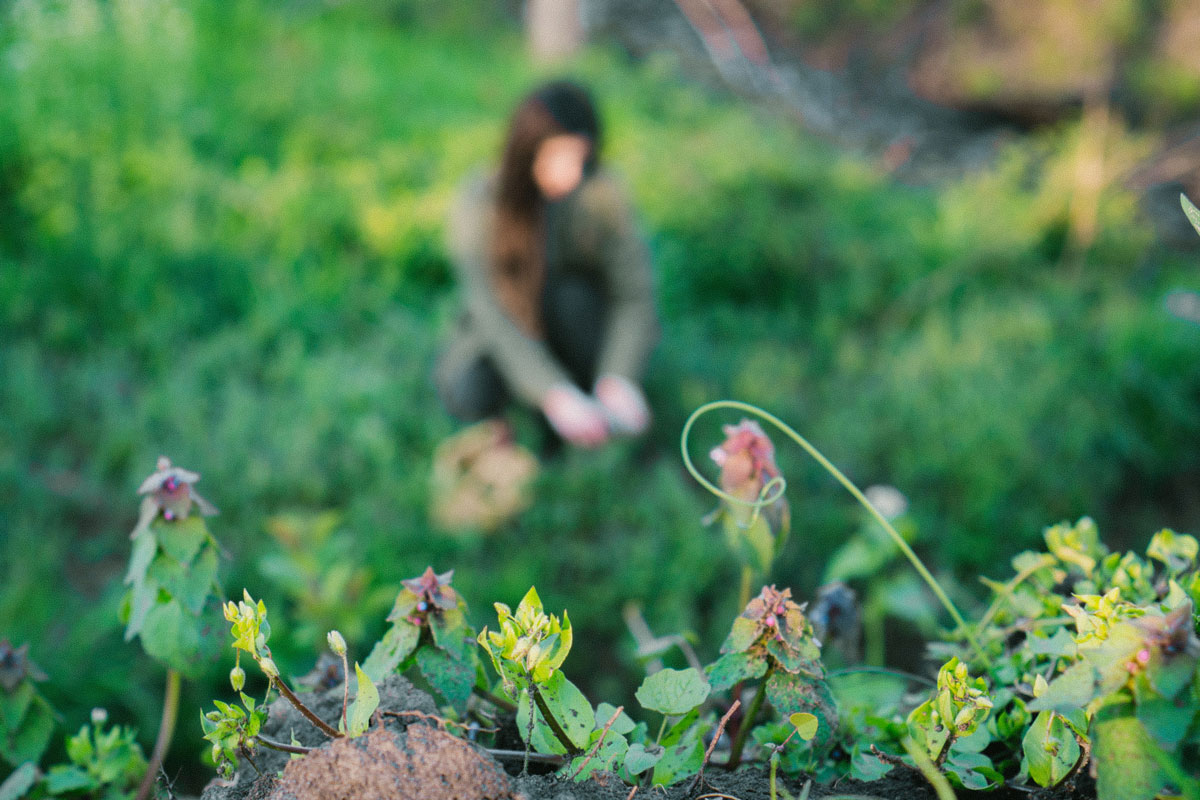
[
  {"xmin": 445, "ymin": 175, "xmax": 573, "ymax": 406},
  {"xmin": 585, "ymin": 176, "xmax": 659, "ymax": 383}
]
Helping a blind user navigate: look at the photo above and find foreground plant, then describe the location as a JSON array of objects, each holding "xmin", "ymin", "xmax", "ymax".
[
  {"xmin": 201, "ymin": 592, "xmax": 378, "ymax": 779},
  {"xmin": 119, "ymin": 457, "xmax": 222, "ymax": 800},
  {"xmin": 362, "ymin": 567, "xmax": 478, "ymax": 709},
  {"xmin": 706, "ymin": 585, "xmax": 836, "ymax": 768}
]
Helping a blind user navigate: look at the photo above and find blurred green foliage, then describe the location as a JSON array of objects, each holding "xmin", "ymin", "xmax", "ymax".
[{"xmin": 0, "ymin": 0, "xmax": 1197, "ymax": 790}]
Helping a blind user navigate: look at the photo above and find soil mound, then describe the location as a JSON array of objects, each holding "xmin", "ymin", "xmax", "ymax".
[{"xmin": 268, "ymin": 724, "xmax": 513, "ymax": 800}]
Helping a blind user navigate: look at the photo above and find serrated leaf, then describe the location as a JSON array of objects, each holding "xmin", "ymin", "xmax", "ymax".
[
  {"xmin": 705, "ymin": 651, "xmax": 767, "ymax": 692},
  {"xmin": 415, "ymin": 645, "xmax": 474, "ymax": 709},
  {"xmin": 361, "ymin": 622, "xmax": 421, "ymax": 683},
  {"xmin": 347, "ymin": 663, "xmax": 379, "ymax": 737},
  {"xmin": 635, "ymin": 668, "xmax": 710, "ymax": 716},
  {"xmin": 0, "ymin": 762, "xmax": 38, "ymax": 800}
]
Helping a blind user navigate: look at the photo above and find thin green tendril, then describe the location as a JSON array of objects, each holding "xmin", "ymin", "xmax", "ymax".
[{"xmin": 680, "ymin": 400, "xmax": 990, "ymax": 668}]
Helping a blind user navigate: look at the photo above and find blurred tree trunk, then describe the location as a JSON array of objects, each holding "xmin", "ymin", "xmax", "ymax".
[{"xmin": 525, "ymin": 0, "xmax": 584, "ymax": 63}]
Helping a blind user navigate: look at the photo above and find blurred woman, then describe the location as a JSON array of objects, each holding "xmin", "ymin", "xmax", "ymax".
[{"xmin": 437, "ymin": 80, "xmax": 658, "ymax": 448}]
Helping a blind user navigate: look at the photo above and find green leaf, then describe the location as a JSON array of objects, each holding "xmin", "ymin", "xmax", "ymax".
[
  {"xmin": 789, "ymin": 712, "xmax": 818, "ymax": 741},
  {"xmin": 652, "ymin": 711, "xmax": 704, "ymax": 785},
  {"xmin": 1027, "ymin": 662, "xmax": 1096, "ymax": 714},
  {"xmin": 568, "ymin": 729, "xmax": 628, "ymax": 780},
  {"xmin": 635, "ymin": 668, "xmax": 710, "ymax": 716},
  {"xmin": 0, "ymin": 682, "xmax": 34, "ymax": 733},
  {"xmin": 361, "ymin": 623, "xmax": 420, "ymax": 683},
  {"xmin": 1182, "ymin": 194, "xmax": 1200, "ymax": 239},
  {"xmin": 705, "ymin": 651, "xmax": 767, "ymax": 691},
  {"xmin": 594, "ymin": 703, "xmax": 636, "ymax": 736},
  {"xmin": 429, "ymin": 606, "xmax": 473, "ymax": 663},
  {"xmin": 346, "ymin": 663, "xmax": 380, "ymax": 738},
  {"xmin": 720, "ymin": 617, "xmax": 760, "ymax": 654},
  {"xmin": 2, "ymin": 694, "xmax": 54, "ymax": 766},
  {"xmin": 1026, "ymin": 628, "xmax": 1077, "ymax": 658},
  {"xmin": 1022, "ymin": 711, "xmax": 1081, "ymax": 788},
  {"xmin": 43, "ymin": 764, "xmax": 95, "ymax": 794},
  {"xmin": 943, "ymin": 750, "xmax": 1001, "ymax": 791},
  {"xmin": 538, "ymin": 671, "xmax": 593, "ymax": 750},
  {"xmin": 415, "ymin": 645, "xmax": 474, "ymax": 709},
  {"xmin": 124, "ymin": 529, "xmax": 157, "ymax": 586},
  {"xmin": 623, "ymin": 742, "xmax": 664, "ymax": 776},
  {"xmin": 0, "ymin": 762, "xmax": 38, "ymax": 800},
  {"xmin": 141, "ymin": 600, "xmax": 201, "ymax": 674},
  {"xmin": 154, "ymin": 515, "xmax": 207, "ymax": 565},
  {"xmin": 1093, "ymin": 705, "xmax": 1168, "ymax": 800},
  {"xmin": 766, "ymin": 670, "xmax": 837, "ymax": 743}
]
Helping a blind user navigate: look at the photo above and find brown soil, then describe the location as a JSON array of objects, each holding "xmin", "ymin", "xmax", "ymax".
[
  {"xmin": 201, "ymin": 677, "xmax": 1097, "ymax": 800},
  {"xmin": 267, "ymin": 725, "xmax": 512, "ymax": 800}
]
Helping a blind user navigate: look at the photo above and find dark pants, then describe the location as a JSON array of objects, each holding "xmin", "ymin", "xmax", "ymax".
[{"xmin": 435, "ymin": 276, "xmax": 607, "ymax": 422}]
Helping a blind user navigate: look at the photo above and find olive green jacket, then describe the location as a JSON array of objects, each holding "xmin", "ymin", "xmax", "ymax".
[{"xmin": 444, "ymin": 170, "xmax": 658, "ymax": 406}]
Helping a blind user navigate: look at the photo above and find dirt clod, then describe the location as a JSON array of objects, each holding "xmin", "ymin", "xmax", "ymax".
[{"xmin": 268, "ymin": 724, "xmax": 513, "ymax": 800}]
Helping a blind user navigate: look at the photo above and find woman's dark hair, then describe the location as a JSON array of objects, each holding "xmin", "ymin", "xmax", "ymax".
[{"xmin": 490, "ymin": 80, "xmax": 601, "ymax": 335}]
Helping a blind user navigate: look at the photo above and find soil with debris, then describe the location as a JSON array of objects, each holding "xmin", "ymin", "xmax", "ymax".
[{"xmin": 200, "ymin": 678, "xmax": 1097, "ymax": 800}]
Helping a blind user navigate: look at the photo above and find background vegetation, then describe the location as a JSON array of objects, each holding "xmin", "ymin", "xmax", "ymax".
[{"xmin": 1, "ymin": 0, "xmax": 1197, "ymax": 790}]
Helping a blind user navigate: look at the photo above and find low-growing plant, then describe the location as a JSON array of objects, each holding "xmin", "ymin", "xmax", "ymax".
[
  {"xmin": 0, "ymin": 708, "xmax": 148, "ymax": 800},
  {"xmin": 362, "ymin": 567, "xmax": 478, "ymax": 710},
  {"xmin": 201, "ymin": 591, "xmax": 379, "ymax": 779}
]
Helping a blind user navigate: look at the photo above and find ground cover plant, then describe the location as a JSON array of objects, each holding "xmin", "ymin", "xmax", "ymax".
[{"xmin": 3, "ymin": 0, "xmax": 1200, "ymax": 794}]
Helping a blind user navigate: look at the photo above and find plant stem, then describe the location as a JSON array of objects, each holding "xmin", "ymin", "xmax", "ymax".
[
  {"xmin": 726, "ymin": 664, "xmax": 773, "ymax": 767},
  {"xmin": 274, "ymin": 678, "xmax": 342, "ymax": 738},
  {"xmin": 900, "ymin": 736, "xmax": 955, "ymax": 800},
  {"xmin": 255, "ymin": 735, "xmax": 314, "ymax": 755},
  {"xmin": 135, "ymin": 668, "xmax": 180, "ymax": 800},
  {"xmin": 681, "ymin": 401, "xmax": 990, "ymax": 668},
  {"xmin": 338, "ymin": 651, "xmax": 350, "ymax": 734},
  {"xmin": 738, "ymin": 565, "xmax": 753, "ymax": 613},
  {"xmin": 487, "ymin": 749, "xmax": 567, "ymax": 766},
  {"xmin": 531, "ymin": 683, "xmax": 582, "ymax": 756},
  {"xmin": 473, "ymin": 686, "xmax": 518, "ymax": 713}
]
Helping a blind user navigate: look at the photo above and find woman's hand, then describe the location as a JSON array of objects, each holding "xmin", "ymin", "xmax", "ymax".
[
  {"xmin": 542, "ymin": 383, "xmax": 610, "ymax": 447},
  {"xmin": 594, "ymin": 374, "xmax": 650, "ymax": 435}
]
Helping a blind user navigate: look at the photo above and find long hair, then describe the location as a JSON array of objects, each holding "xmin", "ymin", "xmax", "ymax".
[{"xmin": 490, "ymin": 80, "xmax": 600, "ymax": 335}]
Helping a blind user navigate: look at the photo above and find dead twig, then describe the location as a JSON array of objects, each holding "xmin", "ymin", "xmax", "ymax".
[
  {"xmin": 485, "ymin": 749, "xmax": 566, "ymax": 766},
  {"xmin": 625, "ymin": 786, "xmax": 638, "ymax": 800},
  {"xmin": 255, "ymin": 735, "xmax": 314, "ymax": 755},
  {"xmin": 686, "ymin": 699, "xmax": 740, "ymax": 796},
  {"xmin": 567, "ymin": 705, "xmax": 624, "ymax": 780}
]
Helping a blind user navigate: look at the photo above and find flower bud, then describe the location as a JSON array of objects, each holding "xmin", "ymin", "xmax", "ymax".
[
  {"xmin": 230, "ymin": 666, "xmax": 246, "ymax": 692},
  {"xmin": 327, "ymin": 631, "xmax": 347, "ymax": 657},
  {"xmin": 91, "ymin": 707, "xmax": 108, "ymax": 726}
]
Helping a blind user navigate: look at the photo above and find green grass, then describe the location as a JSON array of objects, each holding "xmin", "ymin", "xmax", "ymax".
[{"xmin": 1, "ymin": 0, "xmax": 1198, "ymax": 789}]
